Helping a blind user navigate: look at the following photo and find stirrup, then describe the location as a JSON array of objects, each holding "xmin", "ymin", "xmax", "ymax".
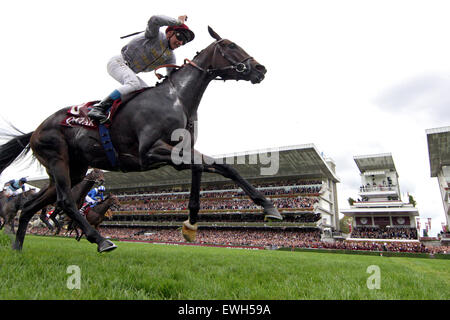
[{"xmin": 88, "ymin": 108, "xmax": 110, "ymax": 124}]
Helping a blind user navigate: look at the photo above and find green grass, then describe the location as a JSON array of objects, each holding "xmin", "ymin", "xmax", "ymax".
[{"xmin": 0, "ymin": 233, "xmax": 448, "ymax": 300}]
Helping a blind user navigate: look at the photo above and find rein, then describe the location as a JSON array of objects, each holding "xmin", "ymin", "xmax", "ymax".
[{"xmin": 153, "ymin": 39, "xmax": 253, "ymax": 81}]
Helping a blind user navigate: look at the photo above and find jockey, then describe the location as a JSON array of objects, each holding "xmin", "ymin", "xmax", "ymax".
[
  {"xmin": 86, "ymin": 185, "xmax": 106, "ymax": 207},
  {"xmin": 88, "ymin": 14, "xmax": 195, "ymax": 124},
  {"xmin": 3, "ymin": 177, "xmax": 27, "ymax": 198},
  {"xmin": 80, "ymin": 185, "xmax": 106, "ymax": 215}
]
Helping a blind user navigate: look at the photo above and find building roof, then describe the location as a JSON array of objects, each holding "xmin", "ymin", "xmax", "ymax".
[
  {"xmin": 426, "ymin": 126, "xmax": 450, "ymax": 177},
  {"xmin": 27, "ymin": 144, "xmax": 339, "ymax": 190},
  {"xmin": 353, "ymin": 153, "xmax": 397, "ymax": 176}
]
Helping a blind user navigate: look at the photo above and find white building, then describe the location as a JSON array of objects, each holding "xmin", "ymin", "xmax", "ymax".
[
  {"xmin": 341, "ymin": 153, "xmax": 419, "ymax": 235},
  {"xmin": 426, "ymin": 126, "xmax": 450, "ymax": 230}
]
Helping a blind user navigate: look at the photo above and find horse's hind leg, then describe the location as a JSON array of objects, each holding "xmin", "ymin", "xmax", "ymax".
[
  {"xmin": 50, "ymin": 161, "xmax": 115, "ymax": 252},
  {"xmin": 13, "ymin": 186, "xmax": 57, "ymax": 250}
]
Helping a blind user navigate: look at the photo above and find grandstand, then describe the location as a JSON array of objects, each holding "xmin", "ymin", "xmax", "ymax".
[
  {"xmin": 426, "ymin": 126, "xmax": 450, "ymax": 244},
  {"xmin": 26, "ymin": 145, "xmax": 450, "ymax": 254},
  {"xmin": 28, "ymin": 144, "xmax": 341, "ymax": 241},
  {"xmin": 341, "ymin": 153, "xmax": 420, "ymax": 241}
]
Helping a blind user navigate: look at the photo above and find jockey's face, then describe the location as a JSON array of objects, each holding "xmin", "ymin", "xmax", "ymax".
[{"xmin": 167, "ymin": 31, "xmax": 184, "ymax": 50}]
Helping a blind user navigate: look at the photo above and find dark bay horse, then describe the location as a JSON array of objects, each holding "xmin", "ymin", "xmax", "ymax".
[
  {"xmin": 0, "ymin": 27, "xmax": 282, "ymax": 253},
  {"xmin": 0, "ymin": 189, "xmax": 36, "ymax": 233},
  {"xmin": 68, "ymin": 195, "xmax": 120, "ymax": 241},
  {"xmin": 40, "ymin": 168, "xmax": 105, "ymax": 234}
]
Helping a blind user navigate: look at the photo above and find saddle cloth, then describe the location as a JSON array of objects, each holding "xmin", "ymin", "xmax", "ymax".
[
  {"xmin": 61, "ymin": 100, "xmax": 122, "ymax": 129},
  {"xmin": 60, "ymin": 88, "xmax": 150, "ymax": 129},
  {"xmin": 80, "ymin": 203, "xmax": 92, "ymax": 217}
]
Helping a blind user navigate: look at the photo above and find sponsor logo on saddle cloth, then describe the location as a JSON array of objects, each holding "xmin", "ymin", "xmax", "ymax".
[
  {"xmin": 61, "ymin": 100, "xmax": 122, "ymax": 129},
  {"xmin": 61, "ymin": 89, "xmax": 149, "ymax": 129}
]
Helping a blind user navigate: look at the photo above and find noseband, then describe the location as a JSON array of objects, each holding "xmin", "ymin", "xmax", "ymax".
[{"xmin": 185, "ymin": 39, "xmax": 253, "ymax": 78}]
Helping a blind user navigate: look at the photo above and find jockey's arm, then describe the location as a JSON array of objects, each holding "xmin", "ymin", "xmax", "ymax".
[{"xmin": 145, "ymin": 15, "xmax": 184, "ymax": 39}]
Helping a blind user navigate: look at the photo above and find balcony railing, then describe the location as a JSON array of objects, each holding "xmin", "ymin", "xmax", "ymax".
[{"xmin": 359, "ymin": 185, "xmax": 396, "ymax": 193}]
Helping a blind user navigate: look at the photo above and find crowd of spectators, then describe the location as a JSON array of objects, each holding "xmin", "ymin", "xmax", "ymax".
[
  {"xmin": 114, "ymin": 179, "xmax": 323, "ymax": 197},
  {"xmin": 27, "ymin": 226, "xmax": 449, "ymax": 254},
  {"xmin": 351, "ymin": 227, "xmax": 418, "ymax": 240},
  {"xmin": 110, "ymin": 179, "xmax": 322, "ymax": 215},
  {"xmin": 114, "ymin": 196, "xmax": 318, "ymax": 213}
]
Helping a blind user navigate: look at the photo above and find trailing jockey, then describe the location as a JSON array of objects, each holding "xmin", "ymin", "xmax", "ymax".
[
  {"xmin": 88, "ymin": 14, "xmax": 195, "ymax": 124},
  {"xmin": 3, "ymin": 177, "xmax": 27, "ymax": 199},
  {"xmin": 80, "ymin": 185, "xmax": 106, "ymax": 215}
]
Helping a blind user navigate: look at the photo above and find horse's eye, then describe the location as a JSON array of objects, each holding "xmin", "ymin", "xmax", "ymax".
[{"xmin": 228, "ymin": 43, "xmax": 237, "ymax": 49}]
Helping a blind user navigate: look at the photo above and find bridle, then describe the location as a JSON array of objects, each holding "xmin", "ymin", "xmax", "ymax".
[
  {"xmin": 185, "ymin": 39, "xmax": 254, "ymax": 78},
  {"xmin": 153, "ymin": 39, "xmax": 254, "ymax": 81}
]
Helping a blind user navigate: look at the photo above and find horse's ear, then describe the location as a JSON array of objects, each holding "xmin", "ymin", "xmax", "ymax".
[{"xmin": 208, "ymin": 26, "xmax": 222, "ymax": 41}]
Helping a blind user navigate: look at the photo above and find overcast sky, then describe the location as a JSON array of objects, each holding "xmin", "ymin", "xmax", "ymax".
[{"xmin": 1, "ymin": 0, "xmax": 448, "ymax": 236}]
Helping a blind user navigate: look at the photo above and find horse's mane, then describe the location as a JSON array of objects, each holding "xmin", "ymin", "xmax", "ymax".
[{"xmin": 156, "ymin": 42, "xmax": 215, "ymax": 87}]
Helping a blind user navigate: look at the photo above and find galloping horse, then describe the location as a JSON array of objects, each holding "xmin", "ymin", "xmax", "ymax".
[
  {"xmin": 67, "ymin": 194, "xmax": 120, "ymax": 241},
  {"xmin": 0, "ymin": 27, "xmax": 281, "ymax": 253},
  {"xmin": 39, "ymin": 168, "xmax": 105, "ymax": 234},
  {"xmin": 0, "ymin": 189, "xmax": 36, "ymax": 233}
]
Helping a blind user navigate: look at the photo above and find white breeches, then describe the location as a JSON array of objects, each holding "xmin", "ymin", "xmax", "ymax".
[
  {"xmin": 85, "ymin": 195, "xmax": 96, "ymax": 205},
  {"xmin": 3, "ymin": 186, "xmax": 18, "ymax": 197},
  {"xmin": 107, "ymin": 55, "xmax": 148, "ymax": 97}
]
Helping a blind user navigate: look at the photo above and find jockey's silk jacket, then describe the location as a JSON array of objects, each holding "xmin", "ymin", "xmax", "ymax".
[
  {"xmin": 6, "ymin": 179, "xmax": 25, "ymax": 191},
  {"xmin": 121, "ymin": 15, "xmax": 182, "ymax": 73}
]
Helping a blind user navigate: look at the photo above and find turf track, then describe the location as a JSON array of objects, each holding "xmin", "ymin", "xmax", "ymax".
[{"xmin": 0, "ymin": 234, "xmax": 448, "ymax": 300}]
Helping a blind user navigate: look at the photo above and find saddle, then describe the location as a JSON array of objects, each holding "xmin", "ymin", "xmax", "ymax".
[
  {"xmin": 61, "ymin": 100, "xmax": 120, "ymax": 130},
  {"xmin": 60, "ymin": 88, "xmax": 150, "ymax": 168},
  {"xmin": 61, "ymin": 88, "xmax": 150, "ymax": 130}
]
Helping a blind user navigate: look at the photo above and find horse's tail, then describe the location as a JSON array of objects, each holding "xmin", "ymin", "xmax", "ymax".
[{"xmin": 0, "ymin": 132, "xmax": 34, "ymax": 175}]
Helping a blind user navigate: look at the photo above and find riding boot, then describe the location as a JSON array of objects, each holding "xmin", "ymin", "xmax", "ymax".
[
  {"xmin": 79, "ymin": 203, "xmax": 89, "ymax": 216},
  {"xmin": 88, "ymin": 90, "xmax": 121, "ymax": 124}
]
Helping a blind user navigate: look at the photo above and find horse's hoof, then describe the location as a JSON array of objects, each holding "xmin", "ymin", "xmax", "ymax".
[
  {"xmin": 97, "ymin": 239, "xmax": 117, "ymax": 253},
  {"xmin": 264, "ymin": 206, "xmax": 283, "ymax": 221},
  {"xmin": 182, "ymin": 220, "xmax": 198, "ymax": 242}
]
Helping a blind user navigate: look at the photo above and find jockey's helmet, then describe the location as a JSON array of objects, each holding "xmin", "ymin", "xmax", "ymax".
[
  {"xmin": 98, "ymin": 185, "xmax": 106, "ymax": 192},
  {"xmin": 19, "ymin": 177, "xmax": 27, "ymax": 184},
  {"xmin": 166, "ymin": 24, "xmax": 195, "ymax": 44}
]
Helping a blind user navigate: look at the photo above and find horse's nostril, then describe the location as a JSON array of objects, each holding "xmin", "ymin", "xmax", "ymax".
[{"xmin": 255, "ymin": 64, "xmax": 266, "ymax": 74}]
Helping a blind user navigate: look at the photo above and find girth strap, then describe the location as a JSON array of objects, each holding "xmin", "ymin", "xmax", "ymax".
[{"xmin": 98, "ymin": 124, "xmax": 119, "ymax": 169}]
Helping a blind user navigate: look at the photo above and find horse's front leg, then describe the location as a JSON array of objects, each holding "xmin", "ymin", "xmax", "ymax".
[
  {"xmin": 50, "ymin": 207, "xmax": 63, "ymax": 235},
  {"xmin": 201, "ymin": 155, "xmax": 282, "ymax": 221},
  {"xmin": 140, "ymin": 140, "xmax": 202, "ymax": 242},
  {"xmin": 182, "ymin": 164, "xmax": 202, "ymax": 242},
  {"xmin": 39, "ymin": 207, "xmax": 54, "ymax": 231},
  {"xmin": 10, "ymin": 216, "xmax": 15, "ymax": 234}
]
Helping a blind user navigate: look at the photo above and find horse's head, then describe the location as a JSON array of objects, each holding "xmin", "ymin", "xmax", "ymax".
[
  {"xmin": 85, "ymin": 168, "xmax": 105, "ymax": 185},
  {"xmin": 202, "ymin": 26, "xmax": 267, "ymax": 84}
]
